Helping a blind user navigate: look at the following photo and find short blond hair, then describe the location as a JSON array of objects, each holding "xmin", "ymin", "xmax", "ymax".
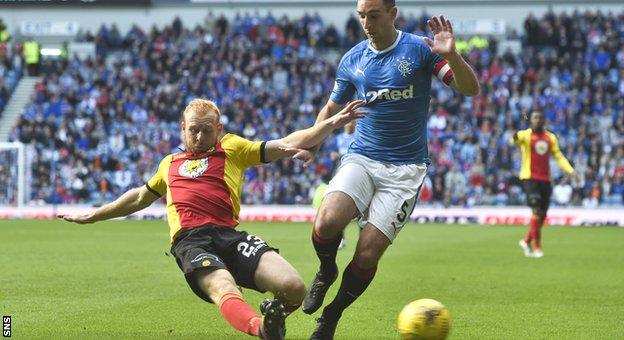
[{"xmin": 182, "ymin": 98, "xmax": 221, "ymax": 123}]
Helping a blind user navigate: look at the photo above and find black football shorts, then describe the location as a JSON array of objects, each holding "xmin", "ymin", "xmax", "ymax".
[
  {"xmin": 170, "ymin": 225, "xmax": 277, "ymax": 303},
  {"xmin": 522, "ymin": 179, "xmax": 553, "ymax": 213}
]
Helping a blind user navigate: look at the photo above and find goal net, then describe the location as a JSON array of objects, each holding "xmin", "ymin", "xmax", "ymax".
[{"xmin": 0, "ymin": 142, "xmax": 30, "ymax": 207}]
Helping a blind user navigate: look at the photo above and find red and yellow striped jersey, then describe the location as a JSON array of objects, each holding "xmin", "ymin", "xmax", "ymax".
[
  {"xmin": 146, "ymin": 133, "xmax": 265, "ymax": 242},
  {"xmin": 512, "ymin": 128, "xmax": 574, "ymax": 182}
]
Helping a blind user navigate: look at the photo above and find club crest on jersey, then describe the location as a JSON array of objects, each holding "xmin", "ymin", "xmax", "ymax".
[
  {"xmin": 179, "ymin": 158, "xmax": 209, "ymax": 178},
  {"xmin": 397, "ymin": 57, "xmax": 413, "ymax": 77},
  {"xmin": 534, "ymin": 140, "xmax": 549, "ymax": 155}
]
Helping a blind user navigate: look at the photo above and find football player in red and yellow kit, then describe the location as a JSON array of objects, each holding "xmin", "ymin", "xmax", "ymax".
[
  {"xmin": 59, "ymin": 98, "xmax": 365, "ymax": 339},
  {"xmin": 511, "ymin": 111, "xmax": 578, "ymax": 258}
]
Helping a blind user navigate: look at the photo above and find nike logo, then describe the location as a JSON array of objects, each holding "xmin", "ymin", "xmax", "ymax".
[{"xmin": 356, "ymin": 68, "xmax": 365, "ymax": 76}]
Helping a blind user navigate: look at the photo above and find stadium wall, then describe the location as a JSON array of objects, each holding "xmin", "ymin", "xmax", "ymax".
[
  {"xmin": 2, "ymin": 206, "xmax": 623, "ymax": 227},
  {"xmin": 2, "ymin": 1, "xmax": 624, "ymax": 36}
]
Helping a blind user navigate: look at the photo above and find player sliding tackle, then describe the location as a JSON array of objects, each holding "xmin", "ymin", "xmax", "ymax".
[
  {"xmin": 303, "ymin": 1, "xmax": 480, "ymax": 338},
  {"xmin": 59, "ymin": 98, "xmax": 364, "ymax": 340}
]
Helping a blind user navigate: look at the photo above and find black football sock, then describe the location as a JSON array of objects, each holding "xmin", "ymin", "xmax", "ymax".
[
  {"xmin": 312, "ymin": 228, "xmax": 341, "ymax": 277},
  {"xmin": 321, "ymin": 261, "xmax": 377, "ymax": 321}
]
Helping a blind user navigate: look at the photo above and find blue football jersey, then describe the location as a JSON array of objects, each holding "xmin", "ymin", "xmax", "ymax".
[{"xmin": 330, "ymin": 31, "xmax": 454, "ymax": 165}]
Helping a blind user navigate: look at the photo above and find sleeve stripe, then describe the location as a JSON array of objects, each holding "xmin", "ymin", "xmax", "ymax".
[
  {"xmin": 442, "ymin": 70, "xmax": 454, "ymax": 85},
  {"xmin": 145, "ymin": 183, "xmax": 162, "ymax": 198},
  {"xmin": 436, "ymin": 64, "xmax": 452, "ymax": 80},
  {"xmin": 433, "ymin": 60, "xmax": 447, "ymax": 75},
  {"xmin": 260, "ymin": 141, "xmax": 268, "ymax": 163}
]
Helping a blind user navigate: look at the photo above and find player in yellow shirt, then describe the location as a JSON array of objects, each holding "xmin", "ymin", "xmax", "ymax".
[
  {"xmin": 60, "ymin": 98, "xmax": 365, "ymax": 339},
  {"xmin": 511, "ymin": 111, "xmax": 578, "ymax": 258}
]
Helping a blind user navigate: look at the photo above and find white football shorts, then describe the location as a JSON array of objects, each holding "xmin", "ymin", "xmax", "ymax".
[{"xmin": 325, "ymin": 153, "xmax": 428, "ymax": 242}]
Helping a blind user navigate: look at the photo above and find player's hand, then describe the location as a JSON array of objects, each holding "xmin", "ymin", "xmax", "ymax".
[
  {"xmin": 278, "ymin": 147, "xmax": 316, "ymax": 167},
  {"xmin": 424, "ymin": 16, "xmax": 456, "ymax": 58},
  {"xmin": 331, "ymin": 100, "xmax": 365, "ymax": 128},
  {"xmin": 57, "ymin": 213, "xmax": 96, "ymax": 224},
  {"xmin": 570, "ymin": 170, "xmax": 580, "ymax": 185}
]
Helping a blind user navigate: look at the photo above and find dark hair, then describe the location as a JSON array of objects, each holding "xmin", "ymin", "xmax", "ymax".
[
  {"xmin": 357, "ymin": 0, "xmax": 396, "ymax": 9},
  {"xmin": 384, "ymin": 0, "xmax": 396, "ymax": 8}
]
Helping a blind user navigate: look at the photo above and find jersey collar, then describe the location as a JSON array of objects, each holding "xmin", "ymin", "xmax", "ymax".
[
  {"xmin": 173, "ymin": 146, "xmax": 218, "ymax": 160},
  {"xmin": 367, "ymin": 30, "xmax": 402, "ymax": 55}
]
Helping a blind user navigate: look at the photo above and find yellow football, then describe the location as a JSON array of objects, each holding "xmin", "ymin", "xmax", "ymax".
[{"xmin": 397, "ymin": 299, "xmax": 451, "ymax": 340}]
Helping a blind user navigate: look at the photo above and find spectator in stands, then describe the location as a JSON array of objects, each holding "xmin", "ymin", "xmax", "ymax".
[
  {"xmin": 445, "ymin": 165, "xmax": 467, "ymax": 206},
  {"xmin": 23, "ymin": 38, "xmax": 40, "ymax": 76},
  {"xmin": 6, "ymin": 10, "xmax": 624, "ymax": 208},
  {"xmin": 552, "ymin": 177, "xmax": 573, "ymax": 206},
  {"xmin": 0, "ymin": 18, "xmax": 10, "ymax": 44}
]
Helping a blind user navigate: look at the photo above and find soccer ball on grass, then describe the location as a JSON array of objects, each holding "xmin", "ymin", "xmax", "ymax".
[{"xmin": 397, "ymin": 298, "xmax": 450, "ymax": 339}]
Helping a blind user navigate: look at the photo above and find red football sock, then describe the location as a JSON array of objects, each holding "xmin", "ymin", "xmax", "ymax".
[
  {"xmin": 534, "ymin": 217, "xmax": 545, "ymax": 250},
  {"xmin": 525, "ymin": 215, "xmax": 539, "ymax": 244},
  {"xmin": 218, "ymin": 293, "xmax": 261, "ymax": 336}
]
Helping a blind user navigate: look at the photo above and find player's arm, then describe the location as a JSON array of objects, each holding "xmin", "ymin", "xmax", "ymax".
[
  {"xmin": 447, "ymin": 54, "xmax": 479, "ymax": 96},
  {"xmin": 263, "ymin": 100, "xmax": 364, "ymax": 163},
  {"xmin": 425, "ymin": 16, "xmax": 479, "ymax": 96},
  {"xmin": 510, "ymin": 131, "xmax": 520, "ymax": 145},
  {"xmin": 549, "ymin": 132, "xmax": 577, "ymax": 178},
  {"xmin": 315, "ymin": 99, "xmax": 347, "ymax": 125},
  {"xmin": 58, "ymin": 186, "xmax": 160, "ymax": 224},
  {"xmin": 295, "ymin": 100, "xmax": 348, "ymax": 163}
]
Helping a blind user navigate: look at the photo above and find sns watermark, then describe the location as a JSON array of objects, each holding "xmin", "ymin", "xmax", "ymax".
[{"xmin": 2, "ymin": 316, "xmax": 10, "ymax": 337}]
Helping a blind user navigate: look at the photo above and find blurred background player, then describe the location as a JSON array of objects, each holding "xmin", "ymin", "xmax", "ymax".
[
  {"xmin": 302, "ymin": 0, "xmax": 480, "ymax": 338},
  {"xmin": 512, "ymin": 110, "xmax": 578, "ymax": 258},
  {"xmin": 59, "ymin": 98, "xmax": 365, "ymax": 340}
]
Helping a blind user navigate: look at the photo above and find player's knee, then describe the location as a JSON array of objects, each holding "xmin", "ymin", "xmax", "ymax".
[
  {"xmin": 527, "ymin": 194, "xmax": 540, "ymax": 207},
  {"xmin": 314, "ymin": 209, "xmax": 345, "ymax": 238},
  {"xmin": 353, "ymin": 249, "xmax": 380, "ymax": 270},
  {"xmin": 279, "ymin": 274, "xmax": 306, "ymax": 303},
  {"xmin": 532, "ymin": 208, "xmax": 546, "ymax": 219}
]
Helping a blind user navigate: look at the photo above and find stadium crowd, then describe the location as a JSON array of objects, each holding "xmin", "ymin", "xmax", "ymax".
[
  {"xmin": 0, "ymin": 20, "xmax": 23, "ymax": 206},
  {"xmin": 8, "ymin": 10, "xmax": 624, "ymax": 207},
  {"xmin": 0, "ymin": 18, "xmax": 22, "ymax": 116}
]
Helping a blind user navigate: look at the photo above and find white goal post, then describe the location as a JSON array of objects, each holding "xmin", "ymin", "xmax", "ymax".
[{"xmin": 0, "ymin": 142, "xmax": 27, "ymax": 207}]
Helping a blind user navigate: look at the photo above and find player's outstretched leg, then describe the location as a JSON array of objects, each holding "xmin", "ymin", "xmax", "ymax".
[
  {"xmin": 303, "ymin": 192, "xmax": 358, "ymax": 314},
  {"xmin": 253, "ymin": 249, "xmax": 307, "ymax": 339},
  {"xmin": 217, "ymin": 292, "xmax": 263, "ymax": 336},
  {"xmin": 194, "ymin": 269, "xmax": 263, "ymax": 337},
  {"xmin": 172, "ymin": 235, "xmax": 267, "ymax": 337}
]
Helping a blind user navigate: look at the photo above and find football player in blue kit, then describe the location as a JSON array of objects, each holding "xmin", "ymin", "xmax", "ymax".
[{"xmin": 303, "ymin": 1, "xmax": 480, "ymax": 338}]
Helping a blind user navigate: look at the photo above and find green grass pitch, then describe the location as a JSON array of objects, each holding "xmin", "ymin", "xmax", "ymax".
[{"xmin": 1, "ymin": 219, "xmax": 623, "ymax": 339}]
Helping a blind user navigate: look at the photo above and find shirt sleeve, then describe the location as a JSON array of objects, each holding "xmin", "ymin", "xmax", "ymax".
[
  {"xmin": 221, "ymin": 133, "xmax": 265, "ymax": 169},
  {"xmin": 146, "ymin": 155, "xmax": 172, "ymax": 197},
  {"xmin": 549, "ymin": 132, "xmax": 575, "ymax": 174},
  {"xmin": 423, "ymin": 41, "xmax": 454, "ymax": 86},
  {"xmin": 329, "ymin": 54, "xmax": 357, "ymax": 104},
  {"xmin": 511, "ymin": 129, "xmax": 528, "ymax": 145}
]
